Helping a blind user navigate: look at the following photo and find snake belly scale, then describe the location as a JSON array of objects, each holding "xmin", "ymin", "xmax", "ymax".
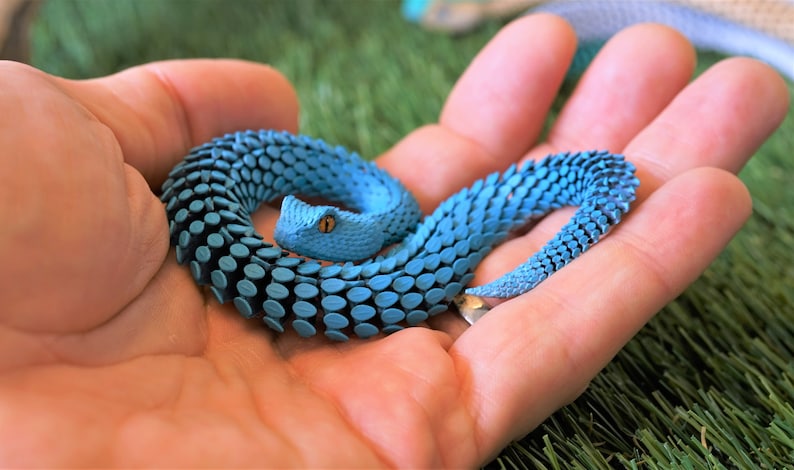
[{"xmin": 161, "ymin": 129, "xmax": 639, "ymax": 341}]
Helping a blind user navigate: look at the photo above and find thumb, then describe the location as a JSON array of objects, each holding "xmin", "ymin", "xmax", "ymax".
[
  {"xmin": 0, "ymin": 61, "xmax": 168, "ymax": 334},
  {"xmin": 0, "ymin": 59, "xmax": 300, "ymax": 334}
]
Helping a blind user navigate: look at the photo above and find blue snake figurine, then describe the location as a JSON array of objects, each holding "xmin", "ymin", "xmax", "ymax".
[{"xmin": 161, "ymin": 130, "xmax": 639, "ymax": 341}]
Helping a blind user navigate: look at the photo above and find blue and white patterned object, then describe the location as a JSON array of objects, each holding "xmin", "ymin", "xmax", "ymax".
[
  {"xmin": 402, "ymin": 0, "xmax": 794, "ymax": 82},
  {"xmin": 162, "ymin": 130, "xmax": 639, "ymax": 341},
  {"xmin": 532, "ymin": 0, "xmax": 794, "ymax": 81}
]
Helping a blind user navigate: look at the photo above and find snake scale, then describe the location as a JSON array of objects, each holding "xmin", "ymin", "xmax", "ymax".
[{"xmin": 161, "ymin": 129, "xmax": 639, "ymax": 341}]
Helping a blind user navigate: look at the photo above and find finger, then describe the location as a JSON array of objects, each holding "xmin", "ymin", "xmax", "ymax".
[
  {"xmin": 379, "ymin": 14, "xmax": 576, "ymax": 211},
  {"xmin": 56, "ymin": 59, "xmax": 300, "ymax": 187},
  {"xmin": 453, "ymin": 168, "xmax": 752, "ymax": 458},
  {"xmin": 626, "ymin": 57, "xmax": 790, "ymax": 199},
  {"xmin": 532, "ymin": 23, "xmax": 696, "ymax": 158},
  {"xmin": 470, "ymin": 56, "xmax": 788, "ymax": 287},
  {"xmin": 440, "ymin": 13, "xmax": 576, "ymax": 160}
]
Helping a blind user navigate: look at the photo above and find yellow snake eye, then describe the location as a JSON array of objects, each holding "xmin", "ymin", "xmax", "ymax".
[{"xmin": 318, "ymin": 214, "xmax": 336, "ymax": 233}]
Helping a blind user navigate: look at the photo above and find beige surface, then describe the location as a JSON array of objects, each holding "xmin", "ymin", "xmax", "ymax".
[
  {"xmin": 0, "ymin": 0, "xmax": 37, "ymax": 62},
  {"xmin": 0, "ymin": 0, "xmax": 28, "ymax": 42},
  {"xmin": 679, "ymin": 0, "xmax": 794, "ymax": 42}
]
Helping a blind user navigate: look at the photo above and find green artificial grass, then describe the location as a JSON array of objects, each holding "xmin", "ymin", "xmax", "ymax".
[{"xmin": 30, "ymin": 0, "xmax": 793, "ymax": 467}]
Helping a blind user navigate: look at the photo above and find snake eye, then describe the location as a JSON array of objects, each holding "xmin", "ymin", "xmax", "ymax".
[{"xmin": 318, "ymin": 214, "xmax": 336, "ymax": 233}]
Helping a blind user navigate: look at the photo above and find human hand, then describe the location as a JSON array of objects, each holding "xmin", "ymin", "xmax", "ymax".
[{"xmin": 0, "ymin": 14, "xmax": 788, "ymax": 467}]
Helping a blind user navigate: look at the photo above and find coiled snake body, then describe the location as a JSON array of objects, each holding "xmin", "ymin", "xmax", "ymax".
[{"xmin": 161, "ymin": 130, "xmax": 639, "ymax": 341}]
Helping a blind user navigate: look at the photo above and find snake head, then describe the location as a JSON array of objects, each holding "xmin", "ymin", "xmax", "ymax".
[{"xmin": 274, "ymin": 195, "xmax": 386, "ymax": 262}]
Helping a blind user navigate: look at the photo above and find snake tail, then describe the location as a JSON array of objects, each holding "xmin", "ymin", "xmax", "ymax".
[{"xmin": 161, "ymin": 130, "xmax": 639, "ymax": 341}]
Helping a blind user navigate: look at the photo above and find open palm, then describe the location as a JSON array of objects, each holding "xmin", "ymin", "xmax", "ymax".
[{"xmin": 0, "ymin": 15, "xmax": 787, "ymax": 467}]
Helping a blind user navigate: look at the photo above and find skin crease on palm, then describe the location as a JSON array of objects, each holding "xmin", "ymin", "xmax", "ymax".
[{"xmin": 0, "ymin": 14, "xmax": 788, "ymax": 468}]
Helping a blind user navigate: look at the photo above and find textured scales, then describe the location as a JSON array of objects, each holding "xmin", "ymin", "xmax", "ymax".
[{"xmin": 161, "ymin": 130, "xmax": 639, "ymax": 341}]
